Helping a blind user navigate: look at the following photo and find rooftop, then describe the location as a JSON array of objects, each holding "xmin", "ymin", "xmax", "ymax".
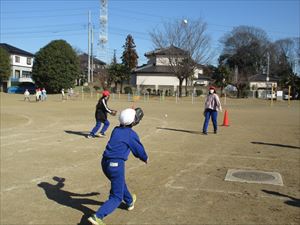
[{"xmin": 0, "ymin": 43, "xmax": 34, "ymax": 57}]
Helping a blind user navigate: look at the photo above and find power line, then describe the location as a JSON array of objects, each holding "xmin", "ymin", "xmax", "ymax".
[
  {"xmin": 2, "ymin": 23, "xmax": 85, "ymax": 31},
  {"xmin": 1, "ymin": 7, "xmax": 297, "ymax": 37},
  {"xmin": 1, "ymin": 12, "xmax": 94, "ymax": 20},
  {"xmin": 1, "ymin": 6, "xmax": 94, "ymax": 14}
]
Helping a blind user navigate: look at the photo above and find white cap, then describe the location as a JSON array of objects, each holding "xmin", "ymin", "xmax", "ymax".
[{"xmin": 119, "ymin": 108, "xmax": 136, "ymax": 126}]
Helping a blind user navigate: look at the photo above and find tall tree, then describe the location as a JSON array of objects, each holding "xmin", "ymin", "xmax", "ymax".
[
  {"xmin": 121, "ymin": 34, "xmax": 139, "ymax": 70},
  {"xmin": 150, "ymin": 18, "xmax": 212, "ymax": 97},
  {"xmin": 120, "ymin": 34, "xmax": 138, "ymax": 91},
  {"xmin": 112, "ymin": 49, "xmax": 117, "ymax": 65},
  {"xmin": 219, "ymin": 25, "xmax": 271, "ymax": 97},
  {"xmin": 32, "ymin": 40, "xmax": 80, "ymax": 93},
  {"xmin": 270, "ymin": 38, "xmax": 298, "ymax": 86},
  {"xmin": 108, "ymin": 63, "xmax": 130, "ymax": 93},
  {"xmin": 0, "ymin": 47, "xmax": 11, "ymax": 84}
]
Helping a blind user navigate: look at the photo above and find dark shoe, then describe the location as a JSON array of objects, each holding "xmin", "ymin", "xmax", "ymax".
[
  {"xmin": 214, "ymin": 130, "xmax": 217, "ymax": 134},
  {"xmin": 202, "ymin": 132, "xmax": 208, "ymax": 135}
]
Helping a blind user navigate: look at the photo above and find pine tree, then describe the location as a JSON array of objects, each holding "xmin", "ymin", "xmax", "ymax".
[
  {"xmin": 112, "ymin": 49, "xmax": 117, "ymax": 65},
  {"xmin": 121, "ymin": 34, "xmax": 139, "ymax": 70}
]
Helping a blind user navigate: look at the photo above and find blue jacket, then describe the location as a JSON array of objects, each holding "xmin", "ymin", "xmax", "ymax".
[{"xmin": 102, "ymin": 126, "xmax": 148, "ymax": 162}]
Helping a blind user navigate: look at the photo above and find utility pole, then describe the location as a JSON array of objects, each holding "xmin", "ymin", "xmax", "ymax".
[
  {"xmin": 234, "ymin": 65, "xmax": 238, "ymax": 83},
  {"xmin": 91, "ymin": 24, "xmax": 94, "ymax": 83},
  {"xmin": 87, "ymin": 10, "xmax": 91, "ymax": 83},
  {"xmin": 267, "ymin": 52, "xmax": 270, "ymax": 80},
  {"xmin": 266, "ymin": 52, "xmax": 270, "ymax": 100}
]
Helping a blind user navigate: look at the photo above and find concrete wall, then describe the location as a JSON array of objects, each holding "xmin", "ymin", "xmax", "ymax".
[{"xmin": 136, "ymin": 75, "xmax": 187, "ymax": 87}]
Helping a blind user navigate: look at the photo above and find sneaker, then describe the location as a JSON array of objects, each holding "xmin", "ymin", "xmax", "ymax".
[
  {"xmin": 86, "ymin": 134, "xmax": 94, "ymax": 139},
  {"xmin": 127, "ymin": 194, "xmax": 136, "ymax": 211},
  {"xmin": 202, "ymin": 131, "xmax": 208, "ymax": 135},
  {"xmin": 214, "ymin": 130, "xmax": 217, "ymax": 134},
  {"xmin": 88, "ymin": 214, "xmax": 106, "ymax": 225}
]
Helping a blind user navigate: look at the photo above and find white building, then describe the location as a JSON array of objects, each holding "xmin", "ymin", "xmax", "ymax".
[
  {"xmin": 131, "ymin": 46, "xmax": 204, "ymax": 94},
  {"xmin": 248, "ymin": 74, "xmax": 279, "ymax": 99},
  {"xmin": 0, "ymin": 43, "xmax": 34, "ymax": 89}
]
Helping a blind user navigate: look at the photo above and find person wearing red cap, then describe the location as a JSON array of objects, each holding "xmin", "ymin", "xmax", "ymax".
[
  {"xmin": 202, "ymin": 86, "xmax": 222, "ymax": 135},
  {"xmin": 87, "ymin": 90, "xmax": 117, "ymax": 138}
]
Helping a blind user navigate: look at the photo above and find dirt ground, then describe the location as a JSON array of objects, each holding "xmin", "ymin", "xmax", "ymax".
[{"xmin": 1, "ymin": 92, "xmax": 300, "ymax": 225}]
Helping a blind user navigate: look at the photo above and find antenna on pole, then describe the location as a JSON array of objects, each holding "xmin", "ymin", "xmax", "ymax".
[{"xmin": 99, "ymin": 0, "xmax": 108, "ymax": 63}]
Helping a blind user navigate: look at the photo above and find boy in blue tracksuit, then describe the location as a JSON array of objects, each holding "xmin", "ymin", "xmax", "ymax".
[{"xmin": 88, "ymin": 108, "xmax": 148, "ymax": 225}]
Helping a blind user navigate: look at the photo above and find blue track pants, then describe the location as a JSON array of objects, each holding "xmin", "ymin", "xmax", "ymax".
[
  {"xmin": 90, "ymin": 120, "xmax": 110, "ymax": 136},
  {"xmin": 95, "ymin": 158, "xmax": 133, "ymax": 219},
  {"xmin": 202, "ymin": 109, "xmax": 218, "ymax": 133}
]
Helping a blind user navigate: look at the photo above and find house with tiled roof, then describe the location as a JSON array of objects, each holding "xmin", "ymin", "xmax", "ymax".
[
  {"xmin": 0, "ymin": 43, "xmax": 34, "ymax": 90},
  {"xmin": 131, "ymin": 46, "xmax": 204, "ymax": 95},
  {"xmin": 78, "ymin": 53, "xmax": 106, "ymax": 84},
  {"xmin": 248, "ymin": 74, "xmax": 279, "ymax": 99}
]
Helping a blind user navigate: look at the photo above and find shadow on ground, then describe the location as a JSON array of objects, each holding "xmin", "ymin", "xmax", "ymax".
[
  {"xmin": 157, "ymin": 127, "xmax": 201, "ymax": 134},
  {"xmin": 38, "ymin": 176, "xmax": 128, "ymax": 225},
  {"xmin": 262, "ymin": 190, "xmax": 300, "ymax": 207},
  {"xmin": 65, "ymin": 130, "xmax": 88, "ymax": 137},
  {"xmin": 251, "ymin": 141, "xmax": 300, "ymax": 149}
]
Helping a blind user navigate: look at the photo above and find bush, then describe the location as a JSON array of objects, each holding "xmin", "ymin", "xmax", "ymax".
[
  {"xmin": 124, "ymin": 86, "xmax": 132, "ymax": 94},
  {"xmin": 196, "ymin": 89, "xmax": 203, "ymax": 96},
  {"xmin": 93, "ymin": 85, "xmax": 102, "ymax": 91},
  {"xmin": 83, "ymin": 86, "xmax": 90, "ymax": 92}
]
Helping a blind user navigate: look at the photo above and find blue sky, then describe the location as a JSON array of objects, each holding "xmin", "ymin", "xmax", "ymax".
[{"xmin": 1, "ymin": 0, "xmax": 299, "ymax": 66}]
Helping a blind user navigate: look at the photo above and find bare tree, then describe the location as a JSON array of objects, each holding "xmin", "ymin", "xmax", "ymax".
[{"xmin": 150, "ymin": 18, "xmax": 212, "ymax": 97}]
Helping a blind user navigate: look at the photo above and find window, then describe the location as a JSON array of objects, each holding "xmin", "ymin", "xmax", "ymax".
[
  {"xmin": 15, "ymin": 70, "xmax": 20, "ymax": 78},
  {"xmin": 15, "ymin": 56, "xmax": 20, "ymax": 63},
  {"xmin": 22, "ymin": 71, "xmax": 32, "ymax": 78},
  {"xmin": 27, "ymin": 57, "xmax": 32, "ymax": 65}
]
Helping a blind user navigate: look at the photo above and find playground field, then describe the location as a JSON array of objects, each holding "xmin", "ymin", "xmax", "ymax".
[{"xmin": 1, "ymin": 93, "xmax": 300, "ymax": 225}]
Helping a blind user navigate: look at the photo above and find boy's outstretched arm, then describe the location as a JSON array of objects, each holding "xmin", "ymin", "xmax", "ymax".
[{"xmin": 129, "ymin": 131, "xmax": 148, "ymax": 163}]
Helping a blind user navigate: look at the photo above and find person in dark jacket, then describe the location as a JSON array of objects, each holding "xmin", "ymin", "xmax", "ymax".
[
  {"xmin": 87, "ymin": 90, "xmax": 117, "ymax": 138},
  {"xmin": 88, "ymin": 108, "xmax": 148, "ymax": 225}
]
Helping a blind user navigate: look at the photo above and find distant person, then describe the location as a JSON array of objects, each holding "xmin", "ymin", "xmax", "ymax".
[
  {"xmin": 41, "ymin": 88, "xmax": 47, "ymax": 101},
  {"xmin": 202, "ymin": 86, "xmax": 222, "ymax": 135},
  {"xmin": 24, "ymin": 89, "xmax": 30, "ymax": 101},
  {"xmin": 36, "ymin": 88, "xmax": 41, "ymax": 102},
  {"xmin": 61, "ymin": 88, "xmax": 65, "ymax": 101},
  {"xmin": 88, "ymin": 108, "xmax": 148, "ymax": 225},
  {"xmin": 87, "ymin": 90, "xmax": 117, "ymax": 138}
]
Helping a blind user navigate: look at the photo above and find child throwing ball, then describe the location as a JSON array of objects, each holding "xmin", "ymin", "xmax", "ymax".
[{"xmin": 88, "ymin": 107, "xmax": 148, "ymax": 225}]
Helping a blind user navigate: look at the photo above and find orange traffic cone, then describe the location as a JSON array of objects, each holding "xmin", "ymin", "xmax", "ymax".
[{"xmin": 222, "ymin": 110, "xmax": 229, "ymax": 126}]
